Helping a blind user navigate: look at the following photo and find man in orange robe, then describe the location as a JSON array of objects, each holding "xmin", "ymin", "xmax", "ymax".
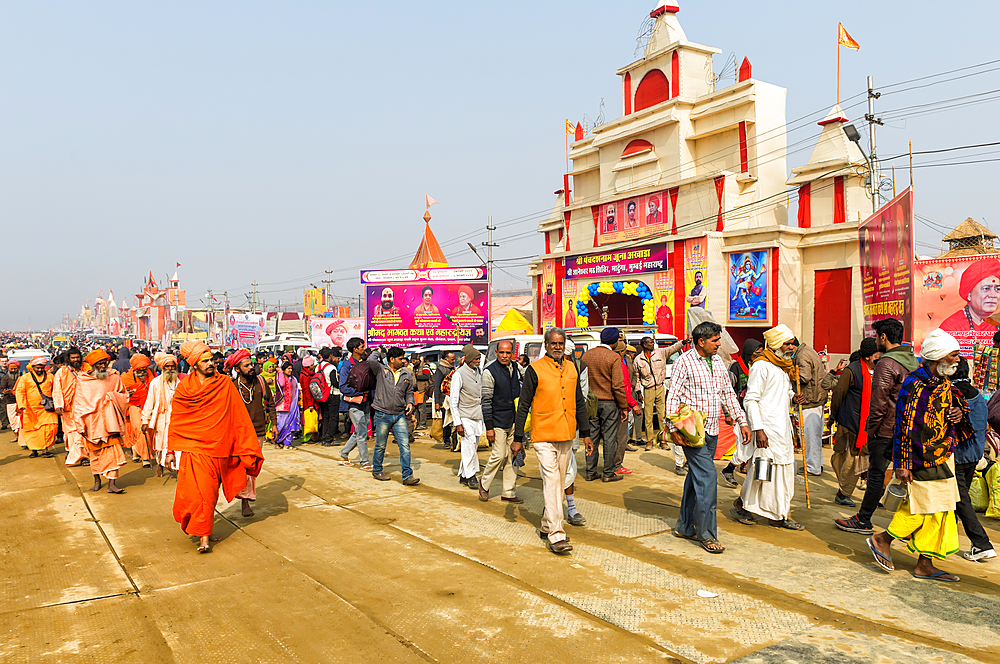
[
  {"xmin": 54, "ymin": 347, "xmax": 88, "ymax": 466},
  {"xmin": 15, "ymin": 357, "xmax": 59, "ymax": 457},
  {"xmin": 74, "ymin": 350, "xmax": 129, "ymax": 493},
  {"xmin": 168, "ymin": 341, "xmax": 264, "ymax": 553},
  {"xmin": 120, "ymin": 353, "xmax": 153, "ymax": 466}
]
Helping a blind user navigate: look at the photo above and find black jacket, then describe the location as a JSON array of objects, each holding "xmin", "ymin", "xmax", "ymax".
[{"xmin": 482, "ymin": 361, "xmax": 521, "ymax": 430}]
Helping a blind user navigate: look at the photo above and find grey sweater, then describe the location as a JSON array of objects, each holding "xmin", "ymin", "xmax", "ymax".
[{"xmin": 367, "ymin": 353, "xmax": 415, "ymax": 415}]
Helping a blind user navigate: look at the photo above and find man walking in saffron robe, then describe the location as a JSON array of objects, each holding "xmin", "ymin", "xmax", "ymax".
[
  {"xmin": 168, "ymin": 341, "xmax": 264, "ymax": 553},
  {"xmin": 141, "ymin": 352, "xmax": 180, "ymax": 477},
  {"xmin": 74, "ymin": 350, "xmax": 129, "ymax": 493},
  {"xmin": 15, "ymin": 357, "xmax": 59, "ymax": 457},
  {"xmin": 54, "ymin": 347, "xmax": 88, "ymax": 466},
  {"xmin": 120, "ymin": 353, "xmax": 152, "ymax": 466}
]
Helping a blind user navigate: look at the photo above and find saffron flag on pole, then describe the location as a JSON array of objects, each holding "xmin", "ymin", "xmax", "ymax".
[
  {"xmin": 565, "ymin": 119, "xmax": 575, "ymax": 135},
  {"xmin": 838, "ymin": 23, "xmax": 859, "ymax": 50},
  {"xmin": 425, "ymin": 195, "xmax": 439, "ymax": 208}
]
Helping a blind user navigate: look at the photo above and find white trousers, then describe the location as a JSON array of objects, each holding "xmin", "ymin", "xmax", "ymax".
[
  {"xmin": 458, "ymin": 419, "xmax": 484, "ymax": 479},
  {"xmin": 535, "ymin": 440, "xmax": 573, "ymax": 544}
]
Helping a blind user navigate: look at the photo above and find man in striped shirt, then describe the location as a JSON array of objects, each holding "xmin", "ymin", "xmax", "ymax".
[{"xmin": 665, "ymin": 321, "xmax": 751, "ymax": 554}]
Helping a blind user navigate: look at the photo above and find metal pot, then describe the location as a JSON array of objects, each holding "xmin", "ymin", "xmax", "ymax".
[
  {"xmin": 753, "ymin": 456, "xmax": 773, "ymax": 482},
  {"xmin": 883, "ymin": 483, "xmax": 907, "ymax": 513}
]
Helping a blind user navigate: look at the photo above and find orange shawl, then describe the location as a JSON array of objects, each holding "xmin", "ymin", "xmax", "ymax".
[
  {"xmin": 168, "ymin": 373, "xmax": 263, "ymax": 476},
  {"xmin": 120, "ymin": 370, "xmax": 150, "ymax": 408}
]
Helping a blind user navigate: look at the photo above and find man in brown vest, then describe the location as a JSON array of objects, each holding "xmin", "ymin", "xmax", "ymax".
[{"xmin": 513, "ymin": 328, "xmax": 592, "ymax": 555}]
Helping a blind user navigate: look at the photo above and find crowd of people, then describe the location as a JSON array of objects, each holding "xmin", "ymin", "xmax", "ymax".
[{"xmin": 1, "ymin": 318, "xmax": 996, "ymax": 575}]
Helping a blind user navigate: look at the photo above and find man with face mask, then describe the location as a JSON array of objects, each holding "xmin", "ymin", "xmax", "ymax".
[
  {"xmin": 54, "ymin": 347, "xmax": 88, "ymax": 466},
  {"xmin": 74, "ymin": 350, "xmax": 130, "ymax": 494},
  {"xmin": 225, "ymin": 348, "xmax": 275, "ymax": 516},
  {"xmin": 836, "ymin": 318, "xmax": 918, "ymax": 535},
  {"xmin": 15, "ymin": 357, "xmax": 59, "ymax": 458},
  {"xmin": 168, "ymin": 341, "xmax": 264, "ymax": 553},
  {"xmin": 141, "ymin": 352, "xmax": 180, "ymax": 478},
  {"xmin": 866, "ymin": 328, "xmax": 970, "ymax": 582},
  {"xmin": 731, "ymin": 325, "xmax": 804, "ymax": 531}
]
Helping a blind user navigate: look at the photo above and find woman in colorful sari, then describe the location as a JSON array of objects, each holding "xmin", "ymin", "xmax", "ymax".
[{"xmin": 274, "ymin": 362, "xmax": 301, "ymax": 449}]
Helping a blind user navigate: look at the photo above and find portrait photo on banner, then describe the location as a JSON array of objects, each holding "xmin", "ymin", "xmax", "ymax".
[
  {"xmin": 728, "ymin": 250, "xmax": 769, "ymax": 324},
  {"xmin": 913, "ymin": 254, "xmax": 1000, "ymax": 356}
]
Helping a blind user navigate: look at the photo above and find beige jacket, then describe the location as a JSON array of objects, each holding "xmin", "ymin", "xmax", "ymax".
[{"xmin": 633, "ymin": 341, "xmax": 685, "ymax": 390}]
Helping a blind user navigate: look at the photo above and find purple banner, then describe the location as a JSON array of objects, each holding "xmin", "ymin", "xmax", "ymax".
[{"xmin": 564, "ymin": 243, "xmax": 668, "ymax": 279}]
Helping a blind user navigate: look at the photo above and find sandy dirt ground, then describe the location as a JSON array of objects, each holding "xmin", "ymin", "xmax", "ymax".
[{"xmin": 1, "ymin": 425, "xmax": 998, "ymax": 663}]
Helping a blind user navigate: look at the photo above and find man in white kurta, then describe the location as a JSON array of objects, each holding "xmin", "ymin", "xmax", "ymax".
[
  {"xmin": 141, "ymin": 353, "xmax": 179, "ymax": 476},
  {"xmin": 733, "ymin": 325, "xmax": 804, "ymax": 530},
  {"xmin": 450, "ymin": 345, "xmax": 485, "ymax": 488}
]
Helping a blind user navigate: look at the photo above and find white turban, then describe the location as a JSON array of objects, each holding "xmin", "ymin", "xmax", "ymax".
[
  {"xmin": 564, "ymin": 339, "xmax": 575, "ymax": 356},
  {"xmin": 921, "ymin": 328, "xmax": 960, "ymax": 361},
  {"xmin": 762, "ymin": 324, "xmax": 794, "ymax": 351}
]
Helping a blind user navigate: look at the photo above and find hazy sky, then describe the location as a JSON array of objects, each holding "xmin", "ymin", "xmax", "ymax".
[{"xmin": 3, "ymin": 1, "xmax": 998, "ymax": 329}]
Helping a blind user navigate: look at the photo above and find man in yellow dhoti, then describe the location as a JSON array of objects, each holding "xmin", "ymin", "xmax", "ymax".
[
  {"xmin": 54, "ymin": 347, "xmax": 88, "ymax": 466},
  {"xmin": 867, "ymin": 329, "xmax": 969, "ymax": 582},
  {"xmin": 15, "ymin": 357, "xmax": 58, "ymax": 457},
  {"xmin": 74, "ymin": 350, "xmax": 129, "ymax": 494}
]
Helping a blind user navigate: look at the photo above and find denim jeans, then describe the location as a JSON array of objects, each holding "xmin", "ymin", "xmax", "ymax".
[
  {"xmin": 675, "ymin": 434, "xmax": 719, "ymax": 541},
  {"xmin": 373, "ymin": 410, "xmax": 412, "ymax": 480},
  {"xmin": 341, "ymin": 407, "xmax": 369, "ymax": 464}
]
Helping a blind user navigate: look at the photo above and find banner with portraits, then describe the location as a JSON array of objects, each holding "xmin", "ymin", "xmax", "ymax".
[
  {"xmin": 597, "ymin": 188, "xmax": 675, "ymax": 246},
  {"xmin": 913, "ymin": 254, "xmax": 1000, "ymax": 356},
  {"xmin": 859, "ymin": 189, "xmax": 914, "ymax": 337}
]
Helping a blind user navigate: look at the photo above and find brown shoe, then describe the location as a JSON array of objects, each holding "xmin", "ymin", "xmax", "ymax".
[
  {"xmin": 402, "ymin": 476, "xmax": 420, "ymax": 486},
  {"xmin": 501, "ymin": 496, "xmax": 523, "ymax": 504},
  {"xmin": 547, "ymin": 539, "xmax": 573, "ymax": 554},
  {"xmin": 478, "ymin": 482, "xmax": 490, "ymax": 501},
  {"xmin": 372, "ymin": 472, "xmax": 391, "ymax": 481}
]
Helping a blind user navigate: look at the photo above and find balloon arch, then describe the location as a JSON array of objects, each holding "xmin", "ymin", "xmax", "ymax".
[{"xmin": 574, "ymin": 280, "xmax": 655, "ymax": 328}]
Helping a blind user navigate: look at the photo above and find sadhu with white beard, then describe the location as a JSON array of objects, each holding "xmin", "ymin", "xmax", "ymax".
[
  {"xmin": 867, "ymin": 328, "xmax": 973, "ymax": 582},
  {"xmin": 141, "ymin": 352, "xmax": 180, "ymax": 478},
  {"xmin": 73, "ymin": 350, "xmax": 130, "ymax": 494},
  {"xmin": 731, "ymin": 324, "xmax": 805, "ymax": 531}
]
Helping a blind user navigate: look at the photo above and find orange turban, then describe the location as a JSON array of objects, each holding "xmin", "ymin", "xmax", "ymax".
[
  {"xmin": 959, "ymin": 258, "xmax": 1000, "ymax": 301},
  {"xmin": 130, "ymin": 354, "xmax": 151, "ymax": 369},
  {"xmin": 224, "ymin": 349, "xmax": 251, "ymax": 372},
  {"xmin": 154, "ymin": 352, "xmax": 177, "ymax": 368},
  {"xmin": 85, "ymin": 350, "xmax": 110, "ymax": 366},
  {"xmin": 30, "ymin": 356, "xmax": 48, "ymax": 367},
  {"xmin": 180, "ymin": 340, "xmax": 211, "ymax": 366},
  {"xmin": 7, "ymin": 361, "xmax": 19, "ymax": 369},
  {"xmin": 458, "ymin": 285, "xmax": 474, "ymax": 301}
]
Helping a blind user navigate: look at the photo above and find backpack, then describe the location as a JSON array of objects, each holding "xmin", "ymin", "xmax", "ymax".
[
  {"xmin": 347, "ymin": 358, "xmax": 376, "ymax": 393},
  {"xmin": 309, "ymin": 370, "xmax": 330, "ymax": 403},
  {"xmin": 440, "ymin": 368, "xmax": 457, "ymax": 397}
]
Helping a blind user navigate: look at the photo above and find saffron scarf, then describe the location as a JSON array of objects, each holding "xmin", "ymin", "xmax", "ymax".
[{"xmin": 855, "ymin": 364, "xmax": 872, "ymax": 450}]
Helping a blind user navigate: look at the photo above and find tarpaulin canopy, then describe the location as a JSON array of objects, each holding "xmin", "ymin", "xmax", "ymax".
[{"xmin": 494, "ymin": 308, "xmax": 533, "ymax": 335}]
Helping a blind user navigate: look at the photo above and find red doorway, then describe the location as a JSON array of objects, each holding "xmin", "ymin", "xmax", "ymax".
[{"xmin": 814, "ymin": 268, "xmax": 852, "ymax": 354}]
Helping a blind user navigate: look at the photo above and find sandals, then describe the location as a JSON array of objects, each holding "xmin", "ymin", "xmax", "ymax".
[
  {"xmin": 867, "ymin": 537, "xmax": 894, "ymax": 572},
  {"xmin": 730, "ymin": 507, "xmax": 757, "ymax": 525},
  {"xmin": 339, "ymin": 457, "xmax": 354, "ymax": 466},
  {"xmin": 912, "ymin": 570, "xmax": 959, "ymax": 582},
  {"xmin": 360, "ymin": 463, "xmax": 373, "ymax": 471},
  {"xmin": 673, "ymin": 529, "xmax": 698, "ymax": 541},
  {"xmin": 699, "ymin": 538, "xmax": 725, "ymax": 554},
  {"xmin": 772, "ymin": 518, "xmax": 804, "ymax": 531}
]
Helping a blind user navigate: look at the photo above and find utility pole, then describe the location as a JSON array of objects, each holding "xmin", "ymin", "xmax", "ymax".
[
  {"xmin": 207, "ymin": 288, "xmax": 215, "ymax": 343},
  {"xmin": 482, "ymin": 216, "xmax": 498, "ymax": 285},
  {"xmin": 250, "ymin": 281, "xmax": 259, "ymax": 314},
  {"xmin": 322, "ymin": 268, "xmax": 333, "ymax": 313},
  {"xmin": 357, "ymin": 294, "xmax": 362, "ymax": 318},
  {"xmin": 864, "ymin": 75, "xmax": 883, "ymax": 213}
]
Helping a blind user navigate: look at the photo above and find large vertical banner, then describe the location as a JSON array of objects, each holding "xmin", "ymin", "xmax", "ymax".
[
  {"xmin": 859, "ymin": 188, "xmax": 914, "ymax": 337},
  {"xmin": 653, "ymin": 270, "xmax": 675, "ymax": 335},
  {"xmin": 540, "ymin": 259, "xmax": 557, "ymax": 332},
  {"xmin": 684, "ymin": 237, "xmax": 708, "ymax": 331},
  {"xmin": 728, "ymin": 250, "xmax": 769, "ymax": 324},
  {"xmin": 562, "ymin": 279, "xmax": 578, "ymax": 328},
  {"xmin": 303, "ymin": 288, "xmax": 327, "ymax": 316},
  {"xmin": 227, "ymin": 313, "xmax": 266, "ymax": 349},
  {"xmin": 913, "ymin": 255, "xmax": 1000, "ymax": 355}
]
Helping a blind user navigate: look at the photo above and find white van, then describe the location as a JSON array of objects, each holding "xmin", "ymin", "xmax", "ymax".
[
  {"xmin": 485, "ymin": 335, "xmax": 545, "ymax": 367},
  {"xmin": 255, "ymin": 334, "xmax": 313, "ymax": 356},
  {"xmin": 567, "ymin": 327, "xmax": 682, "ymax": 381},
  {"xmin": 7, "ymin": 348, "xmax": 52, "ymax": 368}
]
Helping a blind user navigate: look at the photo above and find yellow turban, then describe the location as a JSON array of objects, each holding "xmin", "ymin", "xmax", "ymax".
[{"xmin": 762, "ymin": 324, "xmax": 794, "ymax": 351}]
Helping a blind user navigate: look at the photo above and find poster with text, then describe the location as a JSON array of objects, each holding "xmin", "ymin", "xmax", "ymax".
[
  {"xmin": 598, "ymin": 188, "xmax": 675, "ymax": 246},
  {"xmin": 365, "ymin": 281, "xmax": 490, "ymax": 346},
  {"xmin": 653, "ymin": 270, "xmax": 675, "ymax": 335},
  {"xmin": 310, "ymin": 317, "xmax": 365, "ymax": 349},
  {"xmin": 227, "ymin": 313, "xmax": 266, "ymax": 349},
  {"xmin": 684, "ymin": 237, "xmax": 708, "ymax": 332},
  {"xmin": 562, "ymin": 279, "xmax": 578, "ymax": 328},
  {"xmin": 859, "ymin": 188, "xmax": 914, "ymax": 338},
  {"xmin": 727, "ymin": 250, "xmax": 769, "ymax": 324},
  {"xmin": 913, "ymin": 254, "xmax": 1000, "ymax": 356},
  {"xmin": 541, "ymin": 259, "xmax": 557, "ymax": 332}
]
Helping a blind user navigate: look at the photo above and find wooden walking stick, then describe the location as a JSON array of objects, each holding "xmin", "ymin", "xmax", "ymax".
[{"xmin": 795, "ymin": 374, "xmax": 811, "ymax": 508}]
